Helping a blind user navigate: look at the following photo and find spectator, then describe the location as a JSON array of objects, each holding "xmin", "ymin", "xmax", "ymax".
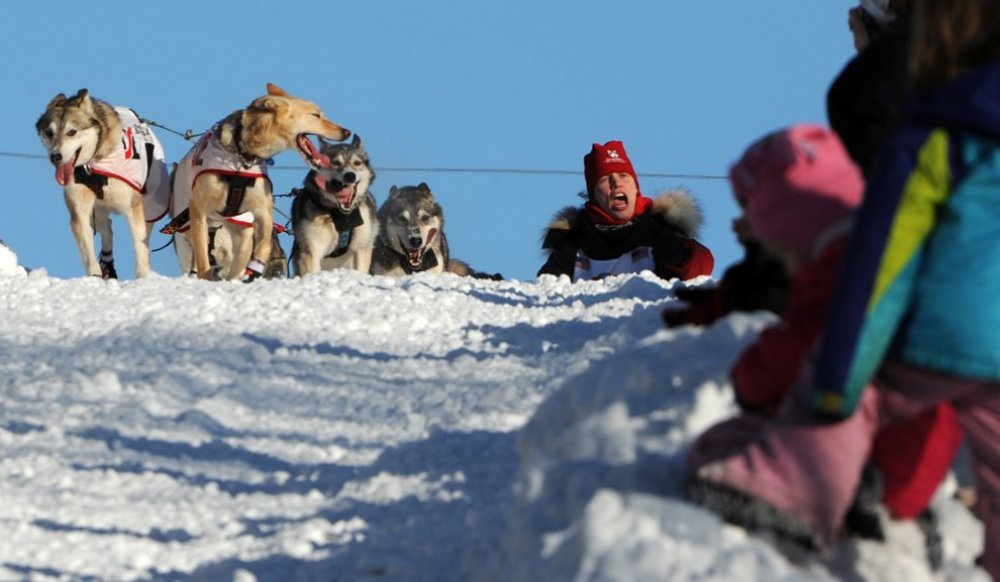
[
  {"xmin": 827, "ymin": 0, "xmax": 914, "ymax": 172},
  {"xmin": 686, "ymin": 2, "xmax": 1000, "ymax": 578},
  {"xmin": 539, "ymin": 141, "xmax": 714, "ymax": 282}
]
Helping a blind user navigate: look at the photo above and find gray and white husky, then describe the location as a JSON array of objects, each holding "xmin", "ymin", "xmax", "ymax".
[
  {"xmin": 35, "ymin": 89, "xmax": 170, "ymax": 278},
  {"xmin": 371, "ymin": 183, "xmax": 474, "ymax": 277},
  {"xmin": 290, "ymin": 134, "xmax": 378, "ymax": 276}
]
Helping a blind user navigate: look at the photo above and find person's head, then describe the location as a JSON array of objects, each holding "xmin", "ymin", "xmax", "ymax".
[
  {"xmin": 909, "ymin": 0, "xmax": 1000, "ymax": 88},
  {"xmin": 850, "ymin": 0, "xmax": 912, "ymax": 51},
  {"xmin": 729, "ymin": 124, "xmax": 864, "ymax": 275},
  {"xmin": 584, "ymin": 141, "xmax": 641, "ymax": 222}
]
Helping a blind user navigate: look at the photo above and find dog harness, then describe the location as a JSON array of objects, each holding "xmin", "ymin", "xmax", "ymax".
[
  {"xmin": 302, "ymin": 186, "xmax": 366, "ymax": 258},
  {"xmin": 162, "ymin": 122, "xmax": 270, "ymax": 234},
  {"xmin": 78, "ymin": 107, "xmax": 170, "ymax": 222}
]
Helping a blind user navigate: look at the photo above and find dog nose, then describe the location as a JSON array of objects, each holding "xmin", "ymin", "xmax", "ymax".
[
  {"xmin": 50, "ymin": 153, "xmax": 62, "ymax": 164},
  {"xmin": 408, "ymin": 236, "xmax": 423, "ymax": 248},
  {"xmin": 343, "ymin": 171, "xmax": 357, "ymax": 184}
]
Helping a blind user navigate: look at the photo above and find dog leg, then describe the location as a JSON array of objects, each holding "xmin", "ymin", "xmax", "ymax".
[
  {"xmin": 174, "ymin": 231, "xmax": 194, "ymax": 275},
  {"xmin": 353, "ymin": 250, "xmax": 373, "ymax": 275},
  {"xmin": 125, "ymin": 197, "xmax": 151, "ymax": 278},
  {"xmin": 211, "ymin": 226, "xmax": 235, "ymax": 279},
  {"xmin": 243, "ymin": 213, "xmax": 273, "ymax": 282},
  {"xmin": 65, "ymin": 189, "xmax": 102, "ymax": 277},
  {"xmin": 227, "ymin": 224, "xmax": 255, "ymax": 281},
  {"xmin": 296, "ymin": 245, "xmax": 323, "ymax": 276},
  {"xmin": 188, "ymin": 209, "xmax": 213, "ymax": 279},
  {"xmin": 92, "ymin": 206, "xmax": 118, "ymax": 279}
]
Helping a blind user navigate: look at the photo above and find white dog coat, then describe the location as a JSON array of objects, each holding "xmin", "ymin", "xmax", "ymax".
[
  {"xmin": 84, "ymin": 107, "xmax": 170, "ymax": 223},
  {"xmin": 169, "ymin": 123, "xmax": 270, "ymax": 232}
]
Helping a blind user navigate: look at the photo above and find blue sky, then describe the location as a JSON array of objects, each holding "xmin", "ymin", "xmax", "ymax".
[{"xmin": 1, "ymin": 1, "xmax": 857, "ymax": 281}]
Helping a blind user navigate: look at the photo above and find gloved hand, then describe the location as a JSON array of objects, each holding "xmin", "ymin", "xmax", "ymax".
[
  {"xmin": 652, "ymin": 230, "xmax": 688, "ymax": 271},
  {"xmin": 662, "ymin": 285, "xmax": 727, "ymax": 327}
]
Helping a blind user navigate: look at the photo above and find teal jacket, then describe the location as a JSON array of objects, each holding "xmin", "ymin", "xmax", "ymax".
[{"xmin": 812, "ymin": 62, "xmax": 1000, "ymax": 417}]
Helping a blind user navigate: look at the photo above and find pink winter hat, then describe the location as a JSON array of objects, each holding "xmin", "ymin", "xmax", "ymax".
[{"xmin": 729, "ymin": 124, "xmax": 864, "ymax": 255}]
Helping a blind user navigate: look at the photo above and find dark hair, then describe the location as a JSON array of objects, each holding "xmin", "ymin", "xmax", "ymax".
[
  {"xmin": 888, "ymin": 0, "xmax": 914, "ymax": 20},
  {"xmin": 909, "ymin": 0, "xmax": 1000, "ymax": 87}
]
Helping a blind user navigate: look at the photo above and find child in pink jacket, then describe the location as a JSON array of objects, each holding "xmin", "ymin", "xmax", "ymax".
[
  {"xmin": 687, "ymin": 124, "xmax": 962, "ymax": 548},
  {"xmin": 687, "ymin": 4, "xmax": 1000, "ymax": 575}
]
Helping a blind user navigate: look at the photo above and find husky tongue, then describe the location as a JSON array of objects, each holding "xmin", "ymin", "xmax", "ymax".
[
  {"xmin": 299, "ymin": 135, "xmax": 329, "ymax": 167},
  {"xmin": 55, "ymin": 160, "xmax": 75, "ymax": 186},
  {"xmin": 335, "ymin": 186, "xmax": 354, "ymax": 206}
]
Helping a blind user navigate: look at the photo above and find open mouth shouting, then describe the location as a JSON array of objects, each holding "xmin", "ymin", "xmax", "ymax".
[
  {"xmin": 54, "ymin": 147, "xmax": 81, "ymax": 186},
  {"xmin": 610, "ymin": 193, "xmax": 630, "ymax": 212},
  {"xmin": 296, "ymin": 134, "xmax": 331, "ymax": 170}
]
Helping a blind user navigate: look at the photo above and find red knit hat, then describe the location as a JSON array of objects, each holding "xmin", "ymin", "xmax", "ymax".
[
  {"xmin": 729, "ymin": 124, "xmax": 864, "ymax": 255},
  {"xmin": 584, "ymin": 141, "xmax": 640, "ymax": 195}
]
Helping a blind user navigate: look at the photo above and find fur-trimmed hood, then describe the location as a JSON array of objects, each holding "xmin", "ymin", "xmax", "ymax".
[{"xmin": 543, "ymin": 188, "xmax": 705, "ymax": 240}]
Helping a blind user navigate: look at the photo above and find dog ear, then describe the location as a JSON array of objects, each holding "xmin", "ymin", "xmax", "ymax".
[
  {"xmin": 71, "ymin": 88, "xmax": 90, "ymax": 103},
  {"xmin": 249, "ymin": 95, "xmax": 289, "ymax": 114},
  {"xmin": 352, "ymin": 134, "xmax": 362, "ymax": 147},
  {"xmin": 388, "ymin": 185, "xmax": 399, "ymax": 198},
  {"xmin": 266, "ymin": 83, "xmax": 291, "ymax": 97},
  {"xmin": 46, "ymin": 93, "xmax": 68, "ymax": 108},
  {"xmin": 417, "ymin": 182, "xmax": 431, "ymax": 193}
]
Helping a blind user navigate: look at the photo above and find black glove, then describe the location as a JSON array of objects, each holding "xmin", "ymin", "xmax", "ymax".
[{"xmin": 651, "ymin": 230, "xmax": 689, "ymax": 272}]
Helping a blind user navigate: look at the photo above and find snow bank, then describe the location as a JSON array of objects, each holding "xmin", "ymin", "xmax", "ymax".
[
  {"xmin": 0, "ymin": 239, "xmax": 25, "ymax": 276},
  {"xmin": 484, "ymin": 311, "xmax": 988, "ymax": 581},
  {"xmin": 0, "ymin": 269, "xmax": 988, "ymax": 581}
]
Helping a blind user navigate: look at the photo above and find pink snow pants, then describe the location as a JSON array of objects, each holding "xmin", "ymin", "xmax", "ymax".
[{"xmin": 688, "ymin": 359, "xmax": 1000, "ymax": 580}]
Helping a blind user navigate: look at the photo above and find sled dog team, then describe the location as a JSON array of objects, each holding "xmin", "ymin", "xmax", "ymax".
[{"xmin": 36, "ymin": 84, "xmax": 482, "ymax": 282}]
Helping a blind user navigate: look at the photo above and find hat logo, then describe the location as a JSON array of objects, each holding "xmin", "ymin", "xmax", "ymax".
[{"xmin": 608, "ymin": 150, "xmax": 620, "ymax": 159}]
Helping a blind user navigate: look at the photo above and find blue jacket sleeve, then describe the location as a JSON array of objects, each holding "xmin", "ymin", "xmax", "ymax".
[{"xmin": 810, "ymin": 126, "xmax": 951, "ymax": 417}]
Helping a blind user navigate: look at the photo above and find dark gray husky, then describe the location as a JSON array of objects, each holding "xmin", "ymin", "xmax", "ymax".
[{"xmin": 371, "ymin": 182, "xmax": 503, "ymax": 278}]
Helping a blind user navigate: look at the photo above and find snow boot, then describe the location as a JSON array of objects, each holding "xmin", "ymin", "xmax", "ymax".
[
  {"xmin": 915, "ymin": 507, "xmax": 943, "ymax": 571},
  {"xmin": 688, "ymin": 477, "xmax": 822, "ymax": 551},
  {"xmin": 843, "ymin": 463, "xmax": 886, "ymax": 541},
  {"xmin": 99, "ymin": 251, "xmax": 117, "ymax": 280},
  {"xmin": 241, "ymin": 259, "xmax": 265, "ymax": 283}
]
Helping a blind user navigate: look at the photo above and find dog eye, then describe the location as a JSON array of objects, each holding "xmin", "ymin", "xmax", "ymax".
[
  {"xmin": 420, "ymin": 214, "xmax": 430, "ymax": 223},
  {"xmin": 44, "ymin": 129, "xmax": 54, "ymax": 138},
  {"xmin": 66, "ymin": 129, "xmax": 78, "ymax": 137},
  {"xmin": 397, "ymin": 214, "xmax": 407, "ymax": 223}
]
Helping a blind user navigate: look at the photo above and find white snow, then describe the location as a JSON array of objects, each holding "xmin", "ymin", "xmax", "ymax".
[{"xmin": 0, "ymin": 246, "xmax": 988, "ymax": 581}]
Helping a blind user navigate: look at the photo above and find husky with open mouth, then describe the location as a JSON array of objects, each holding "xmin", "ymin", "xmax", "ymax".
[
  {"xmin": 35, "ymin": 89, "xmax": 170, "ymax": 279},
  {"xmin": 167, "ymin": 83, "xmax": 350, "ymax": 281},
  {"xmin": 371, "ymin": 183, "xmax": 481, "ymax": 277},
  {"xmin": 290, "ymin": 134, "xmax": 378, "ymax": 276}
]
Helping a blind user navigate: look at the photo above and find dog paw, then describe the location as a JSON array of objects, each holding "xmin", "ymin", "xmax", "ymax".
[
  {"xmin": 100, "ymin": 259, "xmax": 118, "ymax": 280},
  {"xmin": 241, "ymin": 260, "xmax": 266, "ymax": 283}
]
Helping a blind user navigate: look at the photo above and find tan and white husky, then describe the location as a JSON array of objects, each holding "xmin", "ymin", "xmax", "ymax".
[
  {"xmin": 168, "ymin": 83, "xmax": 350, "ymax": 281},
  {"xmin": 36, "ymin": 89, "xmax": 170, "ymax": 278}
]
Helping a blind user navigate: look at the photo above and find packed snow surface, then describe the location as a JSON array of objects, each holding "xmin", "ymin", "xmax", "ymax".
[{"xmin": 0, "ymin": 245, "xmax": 987, "ymax": 581}]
